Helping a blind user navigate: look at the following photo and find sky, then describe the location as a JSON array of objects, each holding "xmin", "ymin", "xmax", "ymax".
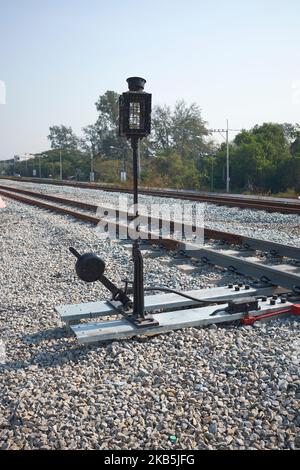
[{"xmin": 0, "ymin": 0, "xmax": 300, "ymax": 160}]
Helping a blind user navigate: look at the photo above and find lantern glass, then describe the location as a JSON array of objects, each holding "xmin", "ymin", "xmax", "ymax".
[{"xmin": 129, "ymin": 101, "xmax": 144, "ymax": 130}]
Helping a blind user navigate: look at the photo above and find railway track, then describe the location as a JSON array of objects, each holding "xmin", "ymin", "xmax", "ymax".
[
  {"xmin": 1, "ymin": 176, "xmax": 300, "ymax": 214},
  {"xmin": 1, "ymin": 184, "xmax": 300, "ymax": 293}
]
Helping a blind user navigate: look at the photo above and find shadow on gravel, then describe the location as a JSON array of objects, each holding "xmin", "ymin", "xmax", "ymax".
[
  {"xmin": 23, "ymin": 326, "xmax": 71, "ymax": 343},
  {"xmin": 0, "ymin": 324, "xmax": 168, "ymax": 372},
  {"xmin": 0, "ymin": 327, "xmax": 113, "ymax": 371}
]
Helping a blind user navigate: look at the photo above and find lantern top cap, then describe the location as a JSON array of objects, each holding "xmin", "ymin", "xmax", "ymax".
[{"xmin": 126, "ymin": 77, "xmax": 147, "ymax": 91}]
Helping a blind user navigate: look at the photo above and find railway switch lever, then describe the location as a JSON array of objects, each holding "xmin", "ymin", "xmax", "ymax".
[{"xmin": 69, "ymin": 247, "xmax": 159, "ymax": 328}]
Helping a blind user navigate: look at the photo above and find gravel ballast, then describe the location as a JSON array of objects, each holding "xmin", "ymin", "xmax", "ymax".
[{"xmin": 0, "ymin": 187, "xmax": 299, "ymax": 450}]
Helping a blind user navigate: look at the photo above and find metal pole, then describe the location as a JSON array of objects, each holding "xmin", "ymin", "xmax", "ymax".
[
  {"xmin": 211, "ymin": 159, "xmax": 214, "ymax": 191},
  {"xmin": 226, "ymin": 119, "xmax": 230, "ymax": 193},
  {"xmin": 123, "ymin": 149, "xmax": 126, "ymax": 173},
  {"xmin": 39, "ymin": 154, "xmax": 42, "ymax": 178},
  {"xmin": 137, "ymin": 145, "xmax": 141, "ymax": 181},
  {"xmin": 121, "ymin": 148, "xmax": 127, "ymax": 182},
  {"xmin": 90, "ymin": 148, "xmax": 94, "ymax": 182},
  {"xmin": 131, "ymin": 136, "xmax": 145, "ymax": 318},
  {"xmin": 60, "ymin": 148, "xmax": 62, "ymax": 180}
]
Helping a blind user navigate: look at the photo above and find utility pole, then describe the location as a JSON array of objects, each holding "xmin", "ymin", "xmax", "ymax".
[{"xmin": 209, "ymin": 121, "xmax": 241, "ymax": 193}]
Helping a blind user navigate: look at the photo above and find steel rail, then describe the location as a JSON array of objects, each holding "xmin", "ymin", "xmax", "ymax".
[
  {"xmin": 1, "ymin": 185, "xmax": 300, "ymax": 260},
  {"xmin": 0, "ymin": 188, "xmax": 100, "ymax": 224},
  {"xmin": 1, "ymin": 176, "xmax": 300, "ymax": 214},
  {"xmin": 182, "ymin": 243, "xmax": 300, "ymax": 292}
]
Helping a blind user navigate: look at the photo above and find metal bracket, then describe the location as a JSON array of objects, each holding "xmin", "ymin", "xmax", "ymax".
[{"xmin": 108, "ymin": 300, "xmax": 159, "ymax": 328}]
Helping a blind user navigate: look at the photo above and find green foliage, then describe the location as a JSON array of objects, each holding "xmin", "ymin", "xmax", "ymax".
[
  {"xmin": 48, "ymin": 125, "xmax": 78, "ymax": 150},
  {"xmin": 210, "ymin": 122, "xmax": 300, "ymax": 194},
  {"xmin": 151, "ymin": 100, "xmax": 210, "ymax": 159},
  {"xmin": 82, "ymin": 90, "xmax": 126, "ymax": 159},
  {"xmin": 171, "ymin": 100, "xmax": 209, "ymax": 157},
  {"xmin": 291, "ymin": 135, "xmax": 300, "ymax": 156},
  {"xmin": 12, "ymin": 149, "xmax": 89, "ymax": 180},
  {"xmin": 5, "ymin": 91, "xmax": 300, "ymax": 195},
  {"xmin": 95, "ymin": 90, "xmax": 119, "ymax": 130},
  {"xmin": 80, "ymin": 124, "xmax": 101, "ymax": 154},
  {"xmin": 152, "ymin": 105, "xmax": 172, "ymax": 150}
]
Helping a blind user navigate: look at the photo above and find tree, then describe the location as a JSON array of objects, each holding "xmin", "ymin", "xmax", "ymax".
[
  {"xmin": 80, "ymin": 124, "xmax": 101, "ymax": 154},
  {"xmin": 151, "ymin": 100, "xmax": 211, "ymax": 163},
  {"xmin": 291, "ymin": 136, "xmax": 300, "ymax": 156},
  {"xmin": 282, "ymin": 123, "xmax": 300, "ymax": 143},
  {"xmin": 48, "ymin": 125, "xmax": 78, "ymax": 150},
  {"xmin": 212, "ymin": 122, "xmax": 298, "ymax": 193},
  {"xmin": 92, "ymin": 90, "xmax": 126, "ymax": 158},
  {"xmin": 171, "ymin": 100, "xmax": 210, "ymax": 158},
  {"xmin": 43, "ymin": 90, "xmax": 300, "ymax": 194},
  {"xmin": 152, "ymin": 105, "xmax": 173, "ymax": 150},
  {"xmin": 289, "ymin": 124, "xmax": 300, "ymax": 157},
  {"xmin": 95, "ymin": 90, "xmax": 119, "ymax": 131},
  {"xmin": 252, "ymin": 123, "xmax": 290, "ymax": 163}
]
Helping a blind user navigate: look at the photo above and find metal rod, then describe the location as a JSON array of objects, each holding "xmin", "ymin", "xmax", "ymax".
[
  {"xmin": 131, "ymin": 136, "xmax": 145, "ymax": 318},
  {"xmin": 132, "ymin": 137, "xmax": 139, "ymax": 208},
  {"xmin": 138, "ymin": 146, "xmax": 141, "ymax": 181},
  {"xmin": 69, "ymin": 247, "xmax": 81, "ymax": 259}
]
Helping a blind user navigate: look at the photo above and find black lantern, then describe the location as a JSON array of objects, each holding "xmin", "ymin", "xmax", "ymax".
[
  {"xmin": 118, "ymin": 77, "xmax": 157, "ymax": 327},
  {"xmin": 119, "ymin": 77, "xmax": 151, "ymax": 138}
]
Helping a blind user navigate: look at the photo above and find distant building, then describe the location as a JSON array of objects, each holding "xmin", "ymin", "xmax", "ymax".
[{"xmin": 17, "ymin": 153, "xmax": 35, "ymax": 161}]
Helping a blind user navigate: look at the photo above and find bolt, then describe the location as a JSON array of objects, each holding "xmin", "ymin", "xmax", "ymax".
[
  {"xmin": 270, "ymin": 299, "xmax": 276, "ymax": 305},
  {"xmin": 235, "ymin": 286, "xmax": 240, "ymax": 291}
]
